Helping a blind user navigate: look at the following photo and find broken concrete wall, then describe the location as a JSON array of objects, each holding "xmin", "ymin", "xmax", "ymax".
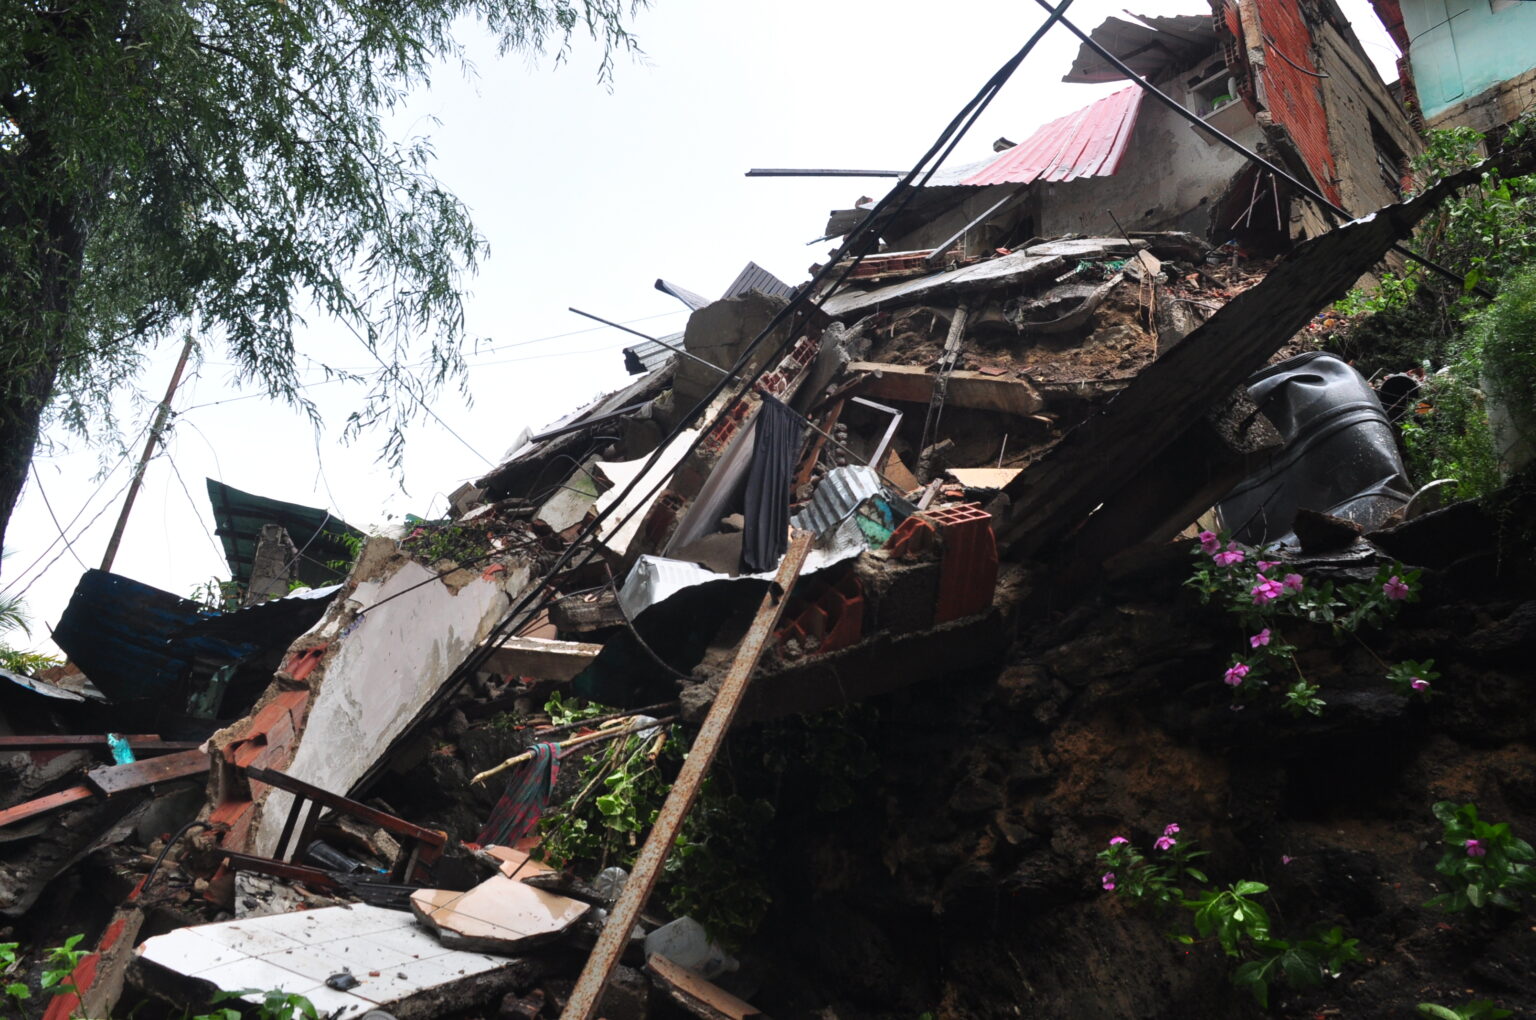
[
  {"xmin": 673, "ymin": 292, "xmax": 792, "ymax": 414},
  {"xmin": 1314, "ymin": 15, "xmax": 1423, "ymax": 216},
  {"xmin": 203, "ymin": 537, "xmax": 536, "ymax": 858},
  {"xmin": 885, "ymin": 187, "xmax": 1030, "ymax": 258},
  {"xmin": 1032, "ymin": 99, "xmax": 1260, "ymax": 240}
]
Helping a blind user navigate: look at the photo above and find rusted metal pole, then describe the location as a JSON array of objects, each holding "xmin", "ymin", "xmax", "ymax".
[
  {"xmin": 99, "ymin": 336, "xmax": 194, "ymax": 573},
  {"xmin": 560, "ymin": 530, "xmax": 815, "ymax": 1020}
]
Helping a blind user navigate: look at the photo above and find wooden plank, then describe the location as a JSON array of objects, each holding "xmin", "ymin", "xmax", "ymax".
[
  {"xmin": 245, "ymin": 766, "xmax": 446, "ymax": 847},
  {"xmin": 0, "ymin": 735, "xmax": 200, "ymax": 754},
  {"xmin": 85, "ymin": 749, "xmax": 209, "ymax": 797},
  {"xmin": 562, "ymin": 532, "xmax": 815, "ymax": 1020},
  {"xmin": 479, "ymin": 635, "xmax": 603, "ymax": 683},
  {"xmin": 646, "ymin": 955, "xmax": 764, "ymax": 1020},
  {"xmin": 848, "ymin": 362, "xmax": 1044, "ymax": 417},
  {"xmin": 0, "ymin": 786, "xmax": 95, "ymax": 828}
]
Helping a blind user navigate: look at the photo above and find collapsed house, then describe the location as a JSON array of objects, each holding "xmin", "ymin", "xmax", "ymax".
[{"xmin": 4, "ymin": 3, "xmax": 1534, "ymax": 1019}]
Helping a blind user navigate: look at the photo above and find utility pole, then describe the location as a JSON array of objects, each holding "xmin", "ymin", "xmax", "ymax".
[{"xmin": 98, "ymin": 337, "xmax": 195, "ymax": 574}]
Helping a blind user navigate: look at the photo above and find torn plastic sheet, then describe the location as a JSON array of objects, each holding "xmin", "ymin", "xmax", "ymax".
[
  {"xmin": 594, "ymin": 429, "xmax": 701, "ymax": 557},
  {"xmin": 617, "ymin": 516, "xmax": 867, "ymax": 622}
]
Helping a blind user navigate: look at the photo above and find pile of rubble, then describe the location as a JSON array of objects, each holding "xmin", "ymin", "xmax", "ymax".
[{"xmin": 5, "ymin": 2, "xmax": 1530, "ymax": 1016}]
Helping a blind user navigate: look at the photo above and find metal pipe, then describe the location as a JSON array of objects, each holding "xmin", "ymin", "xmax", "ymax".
[
  {"xmin": 568, "ymin": 307, "xmax": 729, "ymax": 377},
  {"xmin": 560, "ymin": 531, "xmax": 815, "ymax": 1020}
]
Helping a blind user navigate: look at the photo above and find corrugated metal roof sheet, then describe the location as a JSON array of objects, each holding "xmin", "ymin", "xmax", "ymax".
[
  {"xmin": 722, "ymin": 262, "xmax": 795, "ymax": 301},
  {"xmin": 51, "ymin": 569, "xmax": 332, "ymax": 702},
  {"xmin": 1062, "ymin": 14, "xmax": 1216, "ymax": 84},
  {"xmin": 654, "ymin": 279, "xmax": 710, "ymax": 311},
  {"xmin": 206, "ymin": 479, "xmax": 362, "ymax": 589},
  {"xmin": 948, "ymin": 86, "xmax": 1146, "ymax": 187},
  {"xmin": 622, "ymin": 331, "xmax": 685, "ymax": 376},
  {"xmin": 790, "ymin": 465, "xmax": 884, "ymax": 535}
]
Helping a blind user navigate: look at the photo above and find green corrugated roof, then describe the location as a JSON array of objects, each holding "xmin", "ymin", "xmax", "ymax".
[{"xmin": 205, "ymin": 479, "xmax": 364, "ymax": 588}]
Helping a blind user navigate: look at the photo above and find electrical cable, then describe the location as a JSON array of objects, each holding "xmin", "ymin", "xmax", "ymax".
[
  {"xmin": 28, "ymin": 465, "xmax": 88, "ymax": 571},
  {"xmin": 164, "ymin": 442, "xmax": 230, "ymax": 566}
]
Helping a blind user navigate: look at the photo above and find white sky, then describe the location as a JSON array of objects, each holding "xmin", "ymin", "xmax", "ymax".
[{"xmin": 2, "ymin": 0, "xmax": 1401, "ymax": 655}]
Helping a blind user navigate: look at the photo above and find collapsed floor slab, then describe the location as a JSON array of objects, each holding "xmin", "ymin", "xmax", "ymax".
[{"xmin": 131, "ymin": 903, "xmax": 528, "ymax": 1020}]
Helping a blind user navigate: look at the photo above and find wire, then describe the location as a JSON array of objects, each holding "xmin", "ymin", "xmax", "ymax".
[
  {"xmin": 28, "ymin": 465, "xmax": 87, "ymax": 571},
  {"xmin": 2, "ymin": 417, "xmax": 156, "ymax": 595},
  {"xmin": 164, "ymin": 442, "xmax": 231, "ymax": 566}
]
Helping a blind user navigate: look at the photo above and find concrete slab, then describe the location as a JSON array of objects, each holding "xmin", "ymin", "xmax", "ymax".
[
  {"xmin": 134, "ymin": 904, "xmax": 519, "ymax": 1020},
  {"xmin": 478, "ymin": 636, "xmax": 603, "ymax": 683},
  {"xmin": 410, "ymin": 872, "xmax": 590, "ymax": 954}
]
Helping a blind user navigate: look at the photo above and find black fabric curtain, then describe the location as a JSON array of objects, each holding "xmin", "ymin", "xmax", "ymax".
[{"xmin": 741, "ymin": 395, "xmax": 800, "ymax": 572}]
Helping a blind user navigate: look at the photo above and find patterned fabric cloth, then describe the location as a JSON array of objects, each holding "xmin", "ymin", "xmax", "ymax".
[{"xmin": 477, "ymin": 742, "xmax": 561, "ymax": 846}]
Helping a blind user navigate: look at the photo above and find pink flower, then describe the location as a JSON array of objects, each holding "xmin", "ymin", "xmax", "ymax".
[
  {"xmin": 1258, "ymin": 560, "xmax": 1281, "ymax": 571},
  {"xmin": 1164, "ymin": 823, "xmax": 1181, "ymax": 837},
  {"xmin": 1108, "ymin": 836, "xmax": 1129, "ymax": 846},
  {"xmin": 1213, "ymin": 543, "xmax": 1246, "ymax": 567},
  {"xmin": 1250, "ymin": 628, "xmax": 1272, "ymax": 649},
  {"xmin": 1101, "ymin": 872, "xmax": 1116, "ymax": 891},
  {"xmin": 1198, "ymin": 530, "xmax": 1221, "ymax": 555},
  {"xmin": 1282, "ymin": 573, "xmax": 1304, "ymax": 592},
  {"xmin": 1251, "ymin": 574, "xmax": 1285, "ymax": 604},
  {"xmin": 1223, "ymin": 663, "xmax": 1250, "ymax": 687},
  {"xmin": 1281, "ymin": 855, "xmax": 1294, "ymax": 865},
  {"xmin": 1465, "ymin": 839, "xmax": 1487, "ymax": 858},
  {"xmin": 1154, "ymin": 835, "xmax": 1177, "ymax": 851},
  {"xmin": 1410, "ymin": 678, "xmax": 1430, "ymax": 691},
  {"xmin": 1383, "ymin": 575, "xmax": 1411, "ymax": 600}
]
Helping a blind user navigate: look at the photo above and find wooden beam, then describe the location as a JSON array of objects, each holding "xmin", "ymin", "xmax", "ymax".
[
  {"xmin": 85, "ymin": 749, "xmax": 209, "ymax": 796},
  {"xmin": 561, "ymin": 531, "xmax": 815, "ymax": 1020},
  {"xmin": 848, "ymin": 362, "xmax": 1044, "ymax": 417},
  {"xmin": 478, "ymin": 635, "xmax": 603, "ymax": 682},
  {"xmin": 0, "ymin": 735, "xmax": 201, "ymax": 754},
  {"xmin": 0, "ymin": 786, "xmax": 95, "ymax": 828},
  {"xmin": 245, "ymin": 765, "xmax": 447, "ymax": 847}
]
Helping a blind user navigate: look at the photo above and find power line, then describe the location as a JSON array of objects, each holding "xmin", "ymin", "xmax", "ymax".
[
  {"xmin": 164, "ymin": 441, "xmax": 229, "ymax": 566},
  {"xmin": 27, "ymin": 466, "xmax": 88, "ymax": 571}
]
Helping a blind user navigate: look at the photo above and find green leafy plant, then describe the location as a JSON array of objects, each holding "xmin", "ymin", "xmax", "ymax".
[
  {"xmin": 543, "ymin": 692, "xmax": 608, "ymax": 728},
  {"xmin": 1098, "ymin": 830, "xmax": 1359, "ymax": 1008},
  {"xmin": 1419, "ymin": 1000, "xmax": 1514, "ymax": 1019},
  {"xmin": 193, "ymin": 987, "xmax": 319, "ymax": 1020},
  {"xmin": 402, "ymin": 522, "xmax": 489, "ymax": 566},
  {"xmin": 539, "ymin": 721, "xmax": 776, "ymax": 949},
  {"xmin": 37, "ymin": 935, "xmax": 84, "ymax": 999},
  {"xmin": 0, "ymin": 593, "xmax": 62, "ymax": 678},
  {"xmin": 1187, "ymin": 535, "xmax": 1424, "ymax": 712},
  {"xmin": 1426, "ymin": 801, "xmax": 1536, "ymax": 912}
]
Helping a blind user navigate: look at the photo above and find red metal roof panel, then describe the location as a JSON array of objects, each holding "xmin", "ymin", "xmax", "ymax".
[{"xmin": 959, "ymin": 86, "xmax": 1144, "ymax": 187}]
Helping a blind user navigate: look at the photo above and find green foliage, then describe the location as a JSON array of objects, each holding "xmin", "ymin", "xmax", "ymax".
[
  {"xmin": 0, "ymin": 593, "xmax": 63, "ymax": 677},
  {"xmin": 1410, "ymin": 118, "xmax": 1536, "ymax": 296},
  {"xmin": 196, "ymin": 987, "xmax": 320, "ymax": 1020},
  {"xmin": 543, "ymin": 691, "xmax": 607, "ymax": 727},
  {"xmin": 1386, "ymin": 658, "xmax": 1440, "ymax": 696},
  {"xmin": 190, "ymin": 577, "xmax": 245, "ymax": 612},
  {"xmin": 1469, "ymin": 262, "xmax": 1536, "ymax": 470},
  {"xmin": 1281, "ymin": 679, "xmax": 1326, "ymax": 718},
  {"xmin": 1099, "ymin": 832, "xmax": 1358, "ymax": 1009},
  {"xmin": 1187, "ymin": 537, "xmax": 1420, "ymax": 712},
  {"xmin": 1419, "ymin": 1000, "xmax": 1514, "ymax": 1020},
  {"xmin": 1230, "ymin": 926, "xmax": 1362, "ymax": 1009},
  {"xmin": 402, "ymin": 521, "xmax": 489, "ymax": 566},
  {"xmin": 0, "ymin": 0, "xmax": 649, "ymax": 555},
  {"xmin": 538, "ymin": 722, "xmax": 775, "ymax": 950},
  {"xmin": 1426, "ymin": 801, "xmax": 1536, "ymax": 912},
  {"xmin": 1098, "ymin": 828, "xmax": 1209, "ymax": 911},
  {"xmin": 1399, "ymin": 355, "xmax": 1502, "ymax": 501},
  {"xmin": 0, "ymin": 934, "xmax": 90, "ymax": 1020}
]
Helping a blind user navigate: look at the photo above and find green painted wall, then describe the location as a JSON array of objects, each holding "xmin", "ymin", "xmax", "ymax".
[{"xmin": 1400, "ymin": 0, "xmax": 1536, "ymax": 119}]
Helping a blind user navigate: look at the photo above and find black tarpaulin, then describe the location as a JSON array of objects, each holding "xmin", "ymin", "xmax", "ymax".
[{"xmin": 741, "ymin": 396, "xmax": 800, "ymax": 572}]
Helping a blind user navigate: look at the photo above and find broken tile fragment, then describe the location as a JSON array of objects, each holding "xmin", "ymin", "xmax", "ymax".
[{"xmin": 410, "ymin": 872, "xmax": 590, "ymax": 955}]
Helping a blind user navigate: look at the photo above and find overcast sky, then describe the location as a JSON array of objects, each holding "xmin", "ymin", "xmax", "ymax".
[{"xmin": 2, "ymin": 0, "xmax": 1401, "ymax": 655}]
